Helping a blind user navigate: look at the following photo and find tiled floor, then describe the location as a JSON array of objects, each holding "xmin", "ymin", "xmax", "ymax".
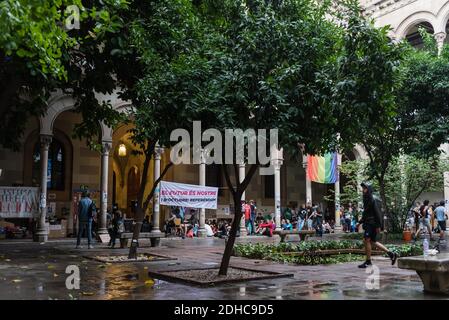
[{"xmin": 0, "ymin": 236, "xmax": 444, "ymax": 300}]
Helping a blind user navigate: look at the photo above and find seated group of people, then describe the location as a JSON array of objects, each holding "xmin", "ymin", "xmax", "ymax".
[{"xmin": 164, "ymin": 207, "xmax": 234, "ymax": 238}]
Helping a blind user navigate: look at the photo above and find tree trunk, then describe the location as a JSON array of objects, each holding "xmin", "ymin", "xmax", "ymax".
[
  {"xmin": 128, "ymin": 208, "xmax": 144, "ymax": 259},
  {"xmin": 128, "ymin": 159, "xmax": 173, "ymax": 259},
  {"xmin": 218, "ymin": 195, "xmax": 242, "ymax": 276},
  {"xmin": 218, "ymin": 163, "xmax": 258, "ymax": 276}
]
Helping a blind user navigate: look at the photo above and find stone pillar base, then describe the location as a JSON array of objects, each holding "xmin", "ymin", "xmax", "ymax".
[
  {"xmin": 417, "ymin": 271, "xmax": 449, "ymax": 294},
  {"xmin": 34, "ymin": 232, "xmax": 48, "ymax": 243},
  {"xmin": 150, "ymin": 229, "xmax": 164, "ymax": 236},
  {"xmin": 197, "ymin": 229, "xmax": 207, "ymax": 238},
  {"xmin": 97, "ymin": 228, "xmax": 108, "ymax": 235}
]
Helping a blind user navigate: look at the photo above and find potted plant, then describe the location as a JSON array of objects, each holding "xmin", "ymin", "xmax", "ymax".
[{"xmin": 403, "ymin": 226, "xmax": 412, "ymax": 242}]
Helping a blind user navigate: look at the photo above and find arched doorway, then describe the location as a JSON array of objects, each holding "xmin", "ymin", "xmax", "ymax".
[
  {"xmin": 405, "ymin": 21, "xmax": 434, "ymax": 48},
  {"xmin": 127, "ymin": 166, "xmax": 140, "ymax": 218}
]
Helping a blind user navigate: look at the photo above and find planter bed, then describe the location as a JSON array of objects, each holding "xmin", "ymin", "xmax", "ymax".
[
  {"xmin": 147, "ymin": 266, "xmax": 293, "ymax": 286},
  {"xmin": 84, "ymin": 252, "xmax": 176, "ymax": 263},
  {"xmin": 276, "ymin": 249, "xmax": 384, "ymax": 256}
]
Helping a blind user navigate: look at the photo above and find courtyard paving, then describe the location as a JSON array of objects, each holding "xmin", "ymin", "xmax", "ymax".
[{"xmin": 0, "ymin": 235, "xmax": 444, "ymax": 300}]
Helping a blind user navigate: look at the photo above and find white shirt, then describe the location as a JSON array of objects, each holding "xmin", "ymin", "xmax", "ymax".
[{"xmin": 205, "ymin": 224, "xmax": 214, "ymax": 237}]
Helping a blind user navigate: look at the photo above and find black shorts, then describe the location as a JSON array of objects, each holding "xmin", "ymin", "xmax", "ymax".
[
  {"xmin": 438, "ymin": 221, "xmax": 447, "ymax": 232},
  {"xmin": 363, "ymin": 224, "xmax": 378, "ymax": 242}
]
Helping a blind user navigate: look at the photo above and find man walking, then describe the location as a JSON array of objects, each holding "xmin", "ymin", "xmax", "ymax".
[
  {"xmin": 76, "ymin": 191, "xmax": 96, "ymax": 249},
  {"xmin": 358, "ymin": 182, "xmax": 398, "ymax": 268},
  {"xmin": 434, "ymin": 200, "xmax": 447, "ymax": 242}
]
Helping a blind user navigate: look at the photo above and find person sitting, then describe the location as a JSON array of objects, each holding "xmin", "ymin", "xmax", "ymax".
[
  {"xmin": 256, "ymin": 212, "xmax": 264, "ymax": 224},
  {"xmin": 257, "ymin": 218, "xmax": 275, "ymax": 237},
  {"xmin": 216, "ymin": 221, "xmax": 229, "ymax": 238},
  {"xmin": 185, "ymin": 225, "xmax": 194, "ymax": 238},
  {"xmin": 165, "ymin": 212, "xmax": 177, "ymax": 235},
  {"xmin": 323, "ymin": 220, "xmax": 333, "ymax": 234},
  {"xmin": 204, "ymin": 221, "xmax": 214, "ymax": 237},
  {"xmin": 281, "ymin": 219, "xmax": 293, "ymax": 230}
]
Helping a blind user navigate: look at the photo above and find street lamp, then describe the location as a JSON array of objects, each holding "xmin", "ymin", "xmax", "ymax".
[{"xmin": 118, "ymin": 144, "xmax": 127, "ymax": 157}]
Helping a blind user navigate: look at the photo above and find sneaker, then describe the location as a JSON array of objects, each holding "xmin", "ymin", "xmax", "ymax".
[
  {"xmin": 76, "ymin": 245, "xmax": 83, "ymax": 249},
  {"xmin": 358, "ymin": 260, "xmax": 372, "ymax": 268},
  {"xmin": 388, "ymin": 252, "xmax": 398, "ymax": 265},
  {"xmin": 88, "ymin": 245, "xmax": 94, "ymax": 249}
]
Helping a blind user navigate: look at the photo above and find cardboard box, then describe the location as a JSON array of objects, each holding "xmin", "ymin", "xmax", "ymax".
[{"xmin": 48, "ymin": 220, "xmax": 67, "ymax": 238}]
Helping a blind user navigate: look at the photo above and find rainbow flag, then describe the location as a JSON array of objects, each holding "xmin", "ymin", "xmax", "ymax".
[{"xmin": 307, "ymin": 153, "xmax": 339, "ymax": 184}]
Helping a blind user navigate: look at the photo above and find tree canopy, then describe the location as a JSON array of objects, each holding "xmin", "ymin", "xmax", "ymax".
[{"xmin": 0, "ymin": 0, "xmax": 128, "ymax": 149}]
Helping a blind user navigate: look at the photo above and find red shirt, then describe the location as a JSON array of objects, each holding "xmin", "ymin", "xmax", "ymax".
[{"xmin": 244, "ymin": 204, "xmax": 251, "ymax": 220}]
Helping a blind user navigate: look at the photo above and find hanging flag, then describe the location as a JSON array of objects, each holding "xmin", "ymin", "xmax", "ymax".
[{"xmin": 307, "ymin": 153, "xmax": 339, "ymax": 184}]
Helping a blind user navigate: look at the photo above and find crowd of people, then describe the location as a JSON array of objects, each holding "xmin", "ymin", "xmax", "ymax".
[
  {"xmin": 239, "ymin": 200, "xmax": 336, "ymax": 237},
  {"xmin": 408, "ymin": 200, "xmax": 448, "ymax": 242},
  {"xmin": 160, "ymin": 201, "xmax": 338, "ymax": 239},
  {"xmin": 339, "ymin": 205, "xmax": 363, "ymax": 233},
  {"xmin": 163, "ymin": 207, "xmax": 233, "ymax": 238}
]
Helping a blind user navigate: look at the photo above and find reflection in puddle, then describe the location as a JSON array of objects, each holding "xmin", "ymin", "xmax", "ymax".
[
  {"xmin": 93, "ymin": 264, "xmax": 158, "ymax": 300},
  {"xmin": 275, "ymin": 288, "xmax": 282, "ymax": 300},
  {"xmin": 239, "ymin": 285, "xmax": 246, "ymax": 297}
]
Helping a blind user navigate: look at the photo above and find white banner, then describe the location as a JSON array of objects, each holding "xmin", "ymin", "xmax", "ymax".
[
  {"xmin": 159, "ymin": 181, "xmax": 218, "ymax": 209},
  {"xmin": 0, "ymin": 187, "xmax": 40, "ymax": 218}
]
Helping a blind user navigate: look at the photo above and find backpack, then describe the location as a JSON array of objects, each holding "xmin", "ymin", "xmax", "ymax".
[
  {"xmin": 373, "ymin": 196, "xmax": 383, "ymax": 227},
  {"xmin": 87, "ymin": 201, "xmax": 96, "ymax": 219}
]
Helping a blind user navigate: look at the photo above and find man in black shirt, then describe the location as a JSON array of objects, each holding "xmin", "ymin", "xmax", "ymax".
[{"xmin": 358, "ymin": 182, "xmax": 398, "ymax": 268}]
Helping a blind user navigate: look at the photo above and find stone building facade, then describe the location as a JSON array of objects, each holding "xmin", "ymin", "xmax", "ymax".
[{"xmin": 0, "ymin": 0, "xmax": 448, "ymax": 240}]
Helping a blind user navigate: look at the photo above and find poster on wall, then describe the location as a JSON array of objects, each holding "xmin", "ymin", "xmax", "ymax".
[
  {"xmin": 159, "ymin": 181, "xmax": 218, "ymax": 209},
  {"xmin": 0, "ymin": 187, "xmax": 39, "ymax": 218}
]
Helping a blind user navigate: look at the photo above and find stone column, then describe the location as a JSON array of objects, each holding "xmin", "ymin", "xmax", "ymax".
[
  {"xmin": 197, "ymin": 149, "xmax": 207, "ymax": 238},
  {"xmin": 35, "ymin": 134, "xmax": 52, "ymax": 242},
  {"xmin": 98, "ymin": 141, "xmax": 111, "ymax": 235},
  {"xmin": 239, "ymin": 163, "xmax": 248, "ymax": 236},
  {"xmin": 435, "ymin": 32, "xmax": 446, "ymax": 56},
  {"xmin": 272, "ymin": 148, "xmax": 283, "ymax": 231},
  {"xmin": 334, "ymin": 153, "xmax": 342, "ymax": 229},
  {"xmin": 151, "ymin": 145, "xmax": 164, "ymax": 235},
  {"xmin": 444, "ymin": 172, "xmax": 449, "ymax": 237},
  {"xmin": 302, "ymin": 155, "xmax": 312, "ymax": 205}
]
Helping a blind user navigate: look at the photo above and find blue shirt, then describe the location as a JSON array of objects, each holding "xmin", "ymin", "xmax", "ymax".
[
  {"xmin": 435, "ymin": 206, "xmax": 446, "ymax": 221},
  {"xmin": 78, "ymin": 197, "xmax": 93, "ymax": 222}
]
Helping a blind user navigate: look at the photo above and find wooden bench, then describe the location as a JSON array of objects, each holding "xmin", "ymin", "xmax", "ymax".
[
  {"xmin": 120, "ymin": 232, "xmax": 165, "ymax": 248},
  {"xmin": 273, "ymin": 230, "xmax": 315, "ymax": 243}
]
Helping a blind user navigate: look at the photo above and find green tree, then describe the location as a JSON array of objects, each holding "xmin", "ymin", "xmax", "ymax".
[
  {"xmin": 345, "ymin": 26, "xmax": 449, "ymax": 228},
  {"xmin": 330, "ymin": 1, "xmax": 409, "ymax": 223},
  {"xmin": 123, "ymin": 0, "xmax": 221, "ymax": 259},
  {"xmin": 201, "ymin": 0, "xmax": 392, "ymax": 275},
  {"xmin": 0, "ymin": 0, "xmax": 129, "ymax": 149},
  {"xmin": 338, "ymin": 156, "xmax": 449, "ymax": 231}
]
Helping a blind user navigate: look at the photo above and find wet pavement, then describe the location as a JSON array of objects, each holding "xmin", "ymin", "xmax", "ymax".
[{"xmin": 0, "ymin": 236, "xmax": 445, "ymax": 300}]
